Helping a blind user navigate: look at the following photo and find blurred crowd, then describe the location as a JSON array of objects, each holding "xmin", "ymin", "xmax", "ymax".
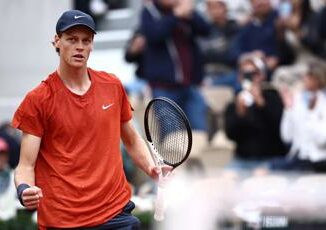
[
  {"xmin": 0, "ymin": 0, "xmax": 325, "ymax": 226},
  {"xmin": 124, "ymin": 0, "xmax": 326, "ymax": 176}
]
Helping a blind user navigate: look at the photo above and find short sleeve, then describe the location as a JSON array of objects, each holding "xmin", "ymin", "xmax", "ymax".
[
  {"xmin": 12, "ymin": 92, "xmax": 45, "ymax": 137},
  {"xmin": 120, "ymin": 84, "xmax": 133, "ymax": 123}
]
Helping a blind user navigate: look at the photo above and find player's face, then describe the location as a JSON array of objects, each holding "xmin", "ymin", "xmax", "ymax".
[{"xmin": 54, "ymin": 26, "xmax": 94, "ymax": 68}]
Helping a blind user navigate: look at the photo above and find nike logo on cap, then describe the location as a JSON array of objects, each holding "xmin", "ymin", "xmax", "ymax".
[
  {"xmin": 74, "ymin": 15, "xmax": 86, "ymax": 19},
  {"xmin": 102, "ymin": 103, "xmax": 114, "ymax": 110}
]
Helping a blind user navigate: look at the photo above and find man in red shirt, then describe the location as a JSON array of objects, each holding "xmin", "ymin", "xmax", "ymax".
[{"xmin": 13, "ymin": 10, "xmax": 163, "ymax": 229}]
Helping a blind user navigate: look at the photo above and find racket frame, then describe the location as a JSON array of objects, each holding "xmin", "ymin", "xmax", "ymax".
[{"xmin": 144, "ymin": 97, "xmax": 192, "ymax": 168}]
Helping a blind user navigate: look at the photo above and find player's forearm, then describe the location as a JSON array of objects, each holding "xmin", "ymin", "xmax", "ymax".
[
  {"xmin": 124, "ymin": 135, "xmax": 155, "ymax": 177},
  {"xmin": 15, "ymin": 133, "xmax": 41, "ymax": 187},
  {"xmin": 14, "ymin": 164, "xmax": 35, "ymax": 187}
]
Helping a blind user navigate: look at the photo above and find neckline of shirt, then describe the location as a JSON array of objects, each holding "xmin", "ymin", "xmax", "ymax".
[{"xmin": 54, "ymin": 68, "xmax": 95, "ymax": 99}]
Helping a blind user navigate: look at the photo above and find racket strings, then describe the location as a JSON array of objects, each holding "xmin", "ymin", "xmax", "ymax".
[{"xmin": 148, "ymin": 101, "xmax": 189, "ymax": 165}]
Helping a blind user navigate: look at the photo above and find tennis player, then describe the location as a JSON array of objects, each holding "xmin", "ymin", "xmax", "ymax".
[{"xmin": 12, "ymin": 10, "xmax": 166, "ymax": 229}]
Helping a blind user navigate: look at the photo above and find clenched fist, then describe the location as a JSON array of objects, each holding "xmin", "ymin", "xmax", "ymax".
[{"xmin": 21, "ymin": 186, "xmax": 43, "ymax": 210}]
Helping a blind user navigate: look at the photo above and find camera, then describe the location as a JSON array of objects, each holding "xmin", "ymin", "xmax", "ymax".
[{"xmin": 240, "ymin": 71, "xmax": 257, "ymax": 107}]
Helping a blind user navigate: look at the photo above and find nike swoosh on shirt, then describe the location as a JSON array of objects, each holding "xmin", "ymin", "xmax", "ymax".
[
  {"xmin": 102, "ymin": 103, "xmax": 114, "ymax": 110},
  {"xmin": 74, "ymin": 15, "xmax": 86, "ymax": 19}
]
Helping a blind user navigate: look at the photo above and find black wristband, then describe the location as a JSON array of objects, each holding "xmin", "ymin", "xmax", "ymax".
[{"xmin": 17, "ymin": 183, "xmax": 31, "ymax": 206}]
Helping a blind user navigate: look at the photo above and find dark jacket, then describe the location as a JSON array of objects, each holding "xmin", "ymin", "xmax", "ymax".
[
  {"xmin": 140, "ymin": 2, "xmax": 210, "ymax": 86},
  {"xmin": 301, "ymin": 6, "xmax": 326, "ymax": 59},
  {"xmin": 124, "ymin": 28, "xmax": 145, "ymax": 78},
  {"xmin": 231, "ymin": 10, "xmax": 279, "ymax": 59},
  {"xmin": 201, "ymin": 19, "xmax": 240, "ymax": 71},
  {"xmin": 224, "ymin": 87, "xmax": 288, "ymax": 159}
]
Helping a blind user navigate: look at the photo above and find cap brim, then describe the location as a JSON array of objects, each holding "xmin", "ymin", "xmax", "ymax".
[{"xmin": 58, "ymin": 23, "xmax": 96, "ymax": 34}]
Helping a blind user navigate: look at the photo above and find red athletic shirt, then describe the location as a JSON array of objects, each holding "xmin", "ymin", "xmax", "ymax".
[{"xmin": 12, "ymin": 68, "xmax": 133, "ymax": 228}]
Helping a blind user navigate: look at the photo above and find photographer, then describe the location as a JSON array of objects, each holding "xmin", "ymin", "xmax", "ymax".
[{"xmin": 224, "ymin": 53, "xmax": 288, "ymax": 170}]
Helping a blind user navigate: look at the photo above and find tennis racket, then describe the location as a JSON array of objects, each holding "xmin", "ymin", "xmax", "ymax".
[{"xmin": 144, "ymin": 97, "xmax": 192, "ymax": 221}]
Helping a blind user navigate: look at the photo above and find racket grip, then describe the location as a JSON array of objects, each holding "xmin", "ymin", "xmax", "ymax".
[{"xmin": 154, "ymin": 183, "xmax": 165, "ymax": 221}]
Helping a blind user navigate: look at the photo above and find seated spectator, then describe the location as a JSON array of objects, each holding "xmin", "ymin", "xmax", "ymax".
[
  {"xmin": 232, "ymin": 0, "xmax": 294, "ymax": 79},
  {"xmin": 200, "ymin": 0, "xmax": 241, "ymax": 91},
  {"xmin": 224, "ymin": 53, "xmax": 288, "ymax": 170},
  {"xmin": 0, "ymin": 138, "xmax": 17, "ymax": 221},
  {"xmin": 269, "ymin": 60, "xmax": 326, "ymax": 172}
]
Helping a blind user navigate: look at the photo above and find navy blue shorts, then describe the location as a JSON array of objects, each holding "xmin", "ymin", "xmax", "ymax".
[
  {"xmin": 47, "ymin": 201, "xmax": 140, "ymax": 230},
  {"xmin": 96, "ymin": 201, "xmax": 140, "ymax": 230}
]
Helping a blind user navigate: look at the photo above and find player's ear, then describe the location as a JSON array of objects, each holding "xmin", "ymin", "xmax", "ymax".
[{"xmin": 53, "ymin": 34, "xmax": 60, "ymax": 48}]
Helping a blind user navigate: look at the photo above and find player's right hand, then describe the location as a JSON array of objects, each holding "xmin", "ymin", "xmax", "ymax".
[
  {"xmin": 149, "ymin": 165, "xmax": 173, "ymax": 181},
  {"xmin": 21, "ymin": 186, "xmax": 43, "ymax": 210}
]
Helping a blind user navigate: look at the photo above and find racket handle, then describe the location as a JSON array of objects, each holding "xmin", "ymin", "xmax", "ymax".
[{"xmin": 154, "ymin": 183, "xmax": 165, "ymax": 221}]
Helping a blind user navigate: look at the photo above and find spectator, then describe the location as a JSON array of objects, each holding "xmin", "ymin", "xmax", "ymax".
[
  {"xmin": 140, "ymin": 0, "xmax": 211, "ymax": 131},
  {"xmin": 299, "ymin": 0, "xmax": 325, "ymax": 58},
  {"xmin": 319, "ymin": 5, "xmax": 326, "ymax": 46},
  {"xmin": 272, "ymin": 0, "xmax": 325, "ymax": 88},
  {"xmin": 125, "ymin": 27, "xmax": 146, "ymax": 80},
  {"xmin": 124, "ymin": 27, "xmax": 150, "ymax": 100},
  {"xmin": 200, "ymin": 0, "xmax": 241, "ymax": 91},
  {"xmin": 276, "ymin": 0, "xmax": 318, "ymax": 55},
  {"xmin": 0, "ymin": 138, "xmax": 17, "ymax": 221},
  {"xmin": 0, "ymin": 122, "xmax": 20, "ymax": 169},
  {"xmin": 224, "ymin": 53, "xmax": 288, "ymax": 170},
  {"xmin": 270, "ymin": 60, "xmax": 326, "ymax": 172},
  {"xmin": 232, "ymin": 0, "xmax": 290, "ymax": 78}
]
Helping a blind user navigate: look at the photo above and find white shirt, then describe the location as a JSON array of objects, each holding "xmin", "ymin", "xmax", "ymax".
[{"xmin": 281, "ymin": 90, "xmax": 326, "ymax": 162}]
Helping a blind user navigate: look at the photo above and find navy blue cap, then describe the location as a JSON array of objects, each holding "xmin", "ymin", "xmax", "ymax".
[{"xmin": 56, "ymin": 10, "xmax": 96, "ymax": 34}]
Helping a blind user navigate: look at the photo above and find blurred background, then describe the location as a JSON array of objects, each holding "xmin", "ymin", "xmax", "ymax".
[{"xmin": 0, "ymin": 0, "xmax": 325, "ymax": 229}]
